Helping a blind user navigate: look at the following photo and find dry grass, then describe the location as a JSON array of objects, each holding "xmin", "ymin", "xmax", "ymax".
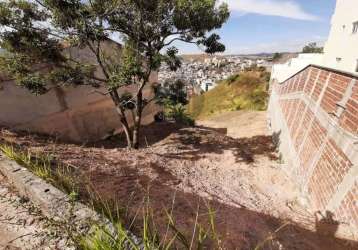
[{"xmin": 187, "ymin": 70, "xmax": 270, "ymax": 120}]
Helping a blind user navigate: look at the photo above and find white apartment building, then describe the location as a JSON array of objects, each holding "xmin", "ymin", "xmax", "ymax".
[
  {"xmin": 271, "ymin": 0, "xmax": 358, "ymax": 83},
  {"xmin": 322, "ymin": 0, "xmax": 358, "ymax": 73}
]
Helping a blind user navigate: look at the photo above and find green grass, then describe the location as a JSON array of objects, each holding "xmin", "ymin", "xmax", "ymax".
[
  {"xmin": 164, "ymin": 103, "xmax": 195, "ymax": 126},
  {"xmin": 187, "ymin": 69, "xmax": 270, "ymax": 120},
  {"xmin": 0, "ymin": 144, "xmax": 78, "ymax": 195},
  {"xmin": 80, "ymin": 197, "xmax": 222, "ymax": 250}
]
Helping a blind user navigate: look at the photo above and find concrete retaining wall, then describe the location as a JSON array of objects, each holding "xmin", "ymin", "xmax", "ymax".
[
  {"xmin": 0, "ymin": 77, "xmax": 159, "ymax": 143},
  {"xmin": 0, "ymin": 153, "xmax": 103, "ymax": 233},
  {"xmin": 0, "ymin": 39, "xmax": 159, "ymax": 143},
  {"xmin": 268, "ymin": 65, "xmax": 358, "ymax": 240}
]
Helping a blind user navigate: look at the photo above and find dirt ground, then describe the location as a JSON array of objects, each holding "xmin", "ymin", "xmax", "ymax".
[
  {"xmin": 196, "ymin": 111, "xmax": 270, "ymax": 139},
  {"xmin": 1, "ymin": 111, "xmax": 357, "ymax": 250},
  {"xmin": 0, "ymin": 173, "xmax": 73, "ymax": 250}
]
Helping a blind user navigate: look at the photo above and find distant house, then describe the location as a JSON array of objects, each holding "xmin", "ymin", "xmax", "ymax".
[{"xmin": 200, "ymin": 79, "xmax": 216, "ymax": 92}]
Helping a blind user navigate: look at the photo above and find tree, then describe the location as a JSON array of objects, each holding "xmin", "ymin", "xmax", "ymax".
[
  {"xmin": 0, "ymin": 0, "xmax": 229, "ymax": 149},
  {"xmin": 302, "ymin": 42, "xmax": 323, "ymax": 53},
  {"xmin": 155, "ymin": 79, "xmax": 188, "ymax": 106},
  {"xmin": 154, "ymin": 79, "xmax": 194, "ymax": 125},
  {"xmin": 272, "ymin": 52, "xmax": 282, "ymax": 61}
]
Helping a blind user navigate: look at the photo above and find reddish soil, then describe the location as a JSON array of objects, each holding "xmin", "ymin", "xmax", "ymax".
[{"xmin": 1, "ymin": 113, "xmax": 357, "ymax": 250}]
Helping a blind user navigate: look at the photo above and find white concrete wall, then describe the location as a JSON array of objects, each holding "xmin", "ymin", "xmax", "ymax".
[
  {"xmin": 271, "ymin": 54, "xmax": 323, "ymax": 83},
  {"xmin": 322, "ymin": 0, "xmax": 358, "ymax": 73}
]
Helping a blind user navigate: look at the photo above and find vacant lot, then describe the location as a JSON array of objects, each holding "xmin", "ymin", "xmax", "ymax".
[{"xmin": 1, "ymin": 111, "xmax": 357, "ymax": 250}]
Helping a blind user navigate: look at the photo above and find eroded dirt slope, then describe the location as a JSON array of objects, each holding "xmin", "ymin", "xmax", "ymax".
[{"xmin": 1, "ymin": 111, "xmax": 357, "ymax": 250}]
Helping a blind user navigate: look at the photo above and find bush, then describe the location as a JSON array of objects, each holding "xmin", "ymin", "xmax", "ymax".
[
  {"xmin": 227, "ymin": 74, "xmax": 239, "ymax": 84},
  {"xmin": 155, "ymin": 79, "xmax": 188, "ymax": 106},
  {"xmin": 165, "ymin": 103, "xmax": 195, "ymax": 126},
  {"xmin": 302, "ymin": 42, "xmax": 323, "ymax": 53}
]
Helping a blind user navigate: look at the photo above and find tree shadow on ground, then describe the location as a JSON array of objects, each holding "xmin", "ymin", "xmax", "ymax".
[
  {"xmin": 315, "ymin": 211, "xmax": 340, "ymax": 238},
  {"xmin": 89, "ymin": 121, "xmax": 187, "ymax": 149},
  {"xmin": 156, "ymin": 126, "xmax": 278, "ymax": 164},
  {"xmin": 0, "ymin": 122, "xmax": 185, "ymax": 149},
  {"xmin": 2, "ymin": 122, "xmax": 276, "ymax": 165},
  {"xmin": 1, "ymin": 125, "xmax": 357, "ymax": 249},
  {"xmin": 80, "ymin": 164, "xmax": 358, "ymax": 250}
]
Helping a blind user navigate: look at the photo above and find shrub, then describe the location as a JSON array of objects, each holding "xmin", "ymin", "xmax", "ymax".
[
  {"xmin": 165, "ymin": 103, "xmax": 195, "ymax": 126},
  {"xmin": 226, "ymin": 74, "xmax": 239, "ymax": 84}
]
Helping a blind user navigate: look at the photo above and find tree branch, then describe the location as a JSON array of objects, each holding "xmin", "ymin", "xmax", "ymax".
[
  {"xmin": 86, "ymin": 41, "xmax": 110, "ymax": 79},
  {"xmin": 163, "ymin": 37, "xmax": 198, "ymax": 47},
  {"xmin": 88, "ymin": 89, "xmax": 111, "ymax": 96}
]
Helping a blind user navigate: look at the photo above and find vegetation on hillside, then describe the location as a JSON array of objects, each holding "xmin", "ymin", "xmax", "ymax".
[
  {"xmin": 302, "ymin": 42, "xmax": 324, "ymax": 53},
  {"xmin": 155, "ymin": 79, "xmax": 194, "ymax": 126},
  {"xmin": 187, "ymin": 67, "xmax": 270, "ymax": 120},
  {"xmin": 272, "ymin": 52, "xmax": 282, "ymax": 62}
]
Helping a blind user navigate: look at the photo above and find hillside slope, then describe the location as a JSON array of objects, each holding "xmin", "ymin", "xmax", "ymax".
[
  {"xmin": 1, "ymin": 121, "xmax": 355, "ymax": 250},
  {"xmin": 187, "ymin": 69, "xmax": 270, "ymax": 119}
]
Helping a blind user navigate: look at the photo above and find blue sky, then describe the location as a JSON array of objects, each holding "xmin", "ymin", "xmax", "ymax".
[{"xmin": 177, "ymin": 0, "xmax": 337, "ymax": 54}]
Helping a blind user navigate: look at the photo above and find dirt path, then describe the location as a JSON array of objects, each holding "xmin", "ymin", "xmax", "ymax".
[
  {"xmin": 1, "ymin": 114, "xmax": 357, "ymax": 249},
  {"xmin": 0, "ymin": 173, "xmax": 73, "ymax": 250}
]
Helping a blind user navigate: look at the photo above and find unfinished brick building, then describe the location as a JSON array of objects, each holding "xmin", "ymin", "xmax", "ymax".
[{"xmin": 269, "ymin": 64, "xmax": 358, "ymax": 240}]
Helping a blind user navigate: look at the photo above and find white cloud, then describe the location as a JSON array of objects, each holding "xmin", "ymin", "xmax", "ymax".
[
  {"xmin": 221, "ymin": 0, "xmax": 320, "ymax": 21},
  {"xmin": 176, "ymin": 37, "xmax": 326, "ymax": 55},
  {"xmin": 226, "ymin": 37, "xmax": 327, "ymax": 54}
]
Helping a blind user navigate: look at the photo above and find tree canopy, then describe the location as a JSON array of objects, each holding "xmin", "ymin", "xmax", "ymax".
[
  {"xmin": 302, "ymin": 42, "xmax": 324, "ymax": 54},
  {"xmin": 272, "ymin": 52, "xmax": 282, "ymax": 61},
  {"xmin": 0, "ymin": 0, "xmax": 230, "ymax": 148}
]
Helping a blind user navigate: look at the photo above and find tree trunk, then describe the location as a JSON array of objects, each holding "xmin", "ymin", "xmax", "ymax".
[
  {"xmin": 132, "ymin": 91, "xmax": 143, "ymax": 149},
  {"xmin": 109, "ymin": 90, "xmax": 133, "ymax": 149},
  {"xmin": 117, "ymin": 106, "xmax": 133, "ymax": 149}
]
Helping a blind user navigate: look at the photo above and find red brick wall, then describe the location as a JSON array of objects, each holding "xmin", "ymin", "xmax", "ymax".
[
  {"xmin": 308, "ymin": 139, "xmax": 353, "ymax": 210},
  {"xmin": 336, "ymin": 181, "xmax": 358, "ymax": 229},
  {"xmin": 271, "ymin": 65, "xmax": 358, "ymax": 235}
]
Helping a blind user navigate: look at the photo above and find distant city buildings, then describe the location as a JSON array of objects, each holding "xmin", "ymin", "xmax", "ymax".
[{"xmin": 159, "ymin": 55, "xmax": 272, "ymax": 93}]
